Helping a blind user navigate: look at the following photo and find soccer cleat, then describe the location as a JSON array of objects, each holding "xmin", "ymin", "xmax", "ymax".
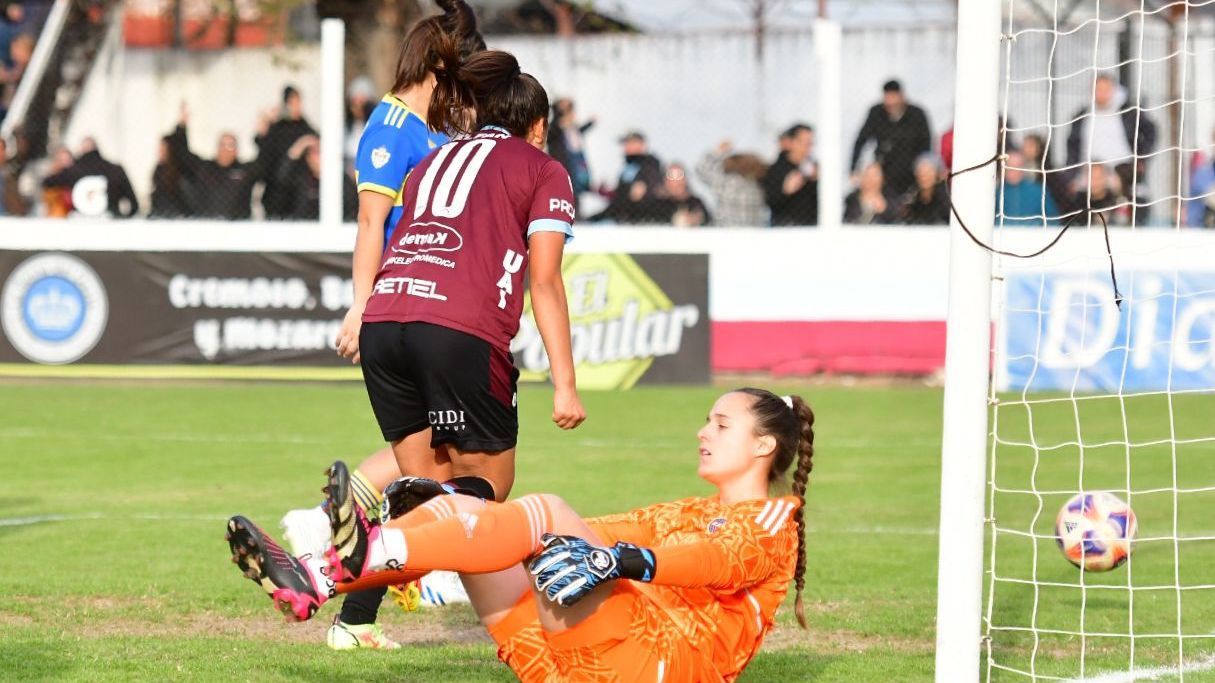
[
  {"xmin": 381, "ymin": 476, "xmax": 452, "ymax": 522},
  {"xmin": 418, "ymin": 570, "xmax": 471, "ymax": 607},
  {"xmin": 323, "ymin": 460, "xmax": 379, "ymax": 581},
  {"xmin": 388, "ymin": 581, "xmax": 423, "ymax": 612},
  {"xmin": 226, "ymin": 515, "xmax": 332, "ymax": 621},
  {"xmin": 326, "ymin": 618, "xmax": 401, "ymax": 650},
  {"xmin": 279, "ymin": 505, "xmax": 332, "ymax": 557}
]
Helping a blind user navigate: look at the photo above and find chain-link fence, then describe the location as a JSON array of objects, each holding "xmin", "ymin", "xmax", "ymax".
[
  {"xmin": 0, "ymin": 1, "xmax": 959, "ymax": 227},
  {"xmin": 1, "ymin": 0, "xmax": 333, "ymax": 221},
  {"xmin": 27, "ymin": 1, "xmax": 1209, "ymax": 229},
  {"xmin": 1001, "ymin": 5, "xmax": 1215, "ymax": 230}
]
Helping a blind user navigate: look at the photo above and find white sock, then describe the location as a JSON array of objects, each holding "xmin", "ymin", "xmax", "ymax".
[
  {"xmin": 300, "ymin": 555, "xmax": 336, "ymax": 598},
  {"xmin": 365, "ymin": 527, "xmax": 408, "ymax": 572}
]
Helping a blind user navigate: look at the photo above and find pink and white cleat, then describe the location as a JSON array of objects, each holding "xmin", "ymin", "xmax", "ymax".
[{"xmin": 226, "ymin": 515, "xmax": 334, "ymax": 621}]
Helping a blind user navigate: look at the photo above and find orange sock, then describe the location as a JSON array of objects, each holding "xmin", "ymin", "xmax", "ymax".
[
  {"xmin": 379, "ymin": 494, "xmax": 552, "ymax": 575},
  {"xmin": 336, "ymin": 568, "xmax": 428, "ymax": 594}
]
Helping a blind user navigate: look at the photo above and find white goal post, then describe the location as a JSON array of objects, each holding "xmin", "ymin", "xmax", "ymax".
[{"xmin": 935, "ymin": 0, "xmax": 1002, "ymax": 680}]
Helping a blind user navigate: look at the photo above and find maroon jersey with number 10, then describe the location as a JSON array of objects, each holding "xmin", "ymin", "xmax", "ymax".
[{"xmin": 362, "ymin": 126, "xmax": 576, "ymax": 351}]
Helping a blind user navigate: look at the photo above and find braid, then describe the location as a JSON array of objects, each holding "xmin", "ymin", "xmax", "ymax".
[
  {"xmin": 790, "ymin": 395, "xmax": 815, "ymax": 630},
  {"xmin": 733, "ymin": 387, "xmax": 816, "ymax": 630}
]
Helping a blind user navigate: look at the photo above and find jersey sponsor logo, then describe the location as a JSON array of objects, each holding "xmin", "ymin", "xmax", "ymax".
[
  {"xmin": 372, "ymin": 276, "xmax": 448, "ymax": 301},
  {"xmin": 1, "ymin": 253, "xmax": 108, "ymax": 364},
  {"xmin": 548, "ymin": 198, "xmax": 575, "ymax": 220},
  {"xmin": 390, "ymin": 223, "xmax": 464, "ymax": 256},
  {"xmin": 707, "ymin": 517, "xmax": 727, "ymax": 535},
  {"xmin": 382, "ymin": 254, "xmax": 457, "ymax": 270},
  {"xmin": 371, "ymin": 146, "xmax": 391, "ymax": 169},
  {"xmin": 496, "ymin": 249, "xmax": 524, "ymax": 310}
]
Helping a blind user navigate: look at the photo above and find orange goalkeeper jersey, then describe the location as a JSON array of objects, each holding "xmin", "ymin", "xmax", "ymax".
[{"xmin": 585, "ymin": 494, "xmax": 802, "ymax": 680}]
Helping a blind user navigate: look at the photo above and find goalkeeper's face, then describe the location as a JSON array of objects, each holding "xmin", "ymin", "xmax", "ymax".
[{"xmin": 696, "ymin": 392, "xmax": 777, "ymax": 486}]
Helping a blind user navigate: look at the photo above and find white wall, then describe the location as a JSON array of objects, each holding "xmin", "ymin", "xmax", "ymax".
[
  {"xmin": 60, "ymin": 21, "xmax": 1205, "ymax": 220},
  {"xmin": 5, "ymin": 221, "xmax": 1211, "ymax": 323},
  {"xmin": 66, "ymin": 36, "xmax": 323, "ymax": 207},
  {"xmin": 62, "ymin": 27, "xmax": 959, "ymax": 210},
  {"xmin": 492, "ymin": 28, "xmax": 958, "ymax": 190}
]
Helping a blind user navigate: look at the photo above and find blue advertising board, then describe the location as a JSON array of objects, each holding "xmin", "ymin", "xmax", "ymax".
[{"xmin": 1003, "ymin": 271, "xmax": 1215, "ymax": 392}]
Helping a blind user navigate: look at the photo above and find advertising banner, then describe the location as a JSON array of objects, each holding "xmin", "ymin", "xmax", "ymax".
[
  {"xmin": 0, "ymin": 250, "xmax": 708, "ymax": 387},
  {"xmin": 1002, "ymin": 271, "xmax": 1215, "ymax": 392},
  {"xmin": 513, "ymin": 253, "xmax": 709, "ymax": 389}
]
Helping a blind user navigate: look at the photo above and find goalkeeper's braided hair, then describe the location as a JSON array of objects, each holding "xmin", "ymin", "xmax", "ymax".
[{"xmin": 736, "ymin": 387, "xmax": 815, "ymax": 630}]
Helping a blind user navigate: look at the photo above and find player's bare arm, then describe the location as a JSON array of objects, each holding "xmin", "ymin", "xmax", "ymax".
[{"xmin": 528, "ymin": 230, "xmax": 585, "ymax": 430}]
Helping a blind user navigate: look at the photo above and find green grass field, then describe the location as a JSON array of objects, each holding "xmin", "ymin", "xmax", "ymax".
[{"xmin": 0, "ymin": 380, "xmax": 1211, "ymax": 682}]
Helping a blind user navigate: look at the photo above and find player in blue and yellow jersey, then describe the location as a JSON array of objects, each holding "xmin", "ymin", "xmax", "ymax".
[
  {"xmin": 354, "ymin": 94, "xmax": 449, "ymax": 246},
  {"xmin": 276, "ymin": 0, "xmax": 488, "ymax": 651}
]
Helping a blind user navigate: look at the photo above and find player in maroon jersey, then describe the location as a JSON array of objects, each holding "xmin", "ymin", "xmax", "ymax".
[{"xmin": 356, "ymin": 50, "xmax": 585, "ymax": 504}]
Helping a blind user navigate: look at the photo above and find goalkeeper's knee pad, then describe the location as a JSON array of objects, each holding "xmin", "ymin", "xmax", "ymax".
[{"xmin": 381, "ymin": 477, "xmax": 451, "ymax": 521}]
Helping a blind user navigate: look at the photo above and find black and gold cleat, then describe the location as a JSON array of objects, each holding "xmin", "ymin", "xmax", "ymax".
[{"xmin": 322, "ymin": 461, "xmax": 375, "ymax": 581}]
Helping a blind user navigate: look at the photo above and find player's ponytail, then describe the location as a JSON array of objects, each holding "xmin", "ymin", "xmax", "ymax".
[
  {"xmin": 391, "ymin": 0, "xmax": 484, "ymax": 135},
  {"xmin": 434, "ymin": 0, "xmax": 486, "ymax": 56},
  {"xmin": 789, "ymin": 394, "xmax": 814, "ymax": 630},
  {"xmin": 457, "ymin": 50, "xmax": 549, "ymax": 139},
  {"xmin": 736, "ymin": 387, "xmax": 815, "ymax": 630}
]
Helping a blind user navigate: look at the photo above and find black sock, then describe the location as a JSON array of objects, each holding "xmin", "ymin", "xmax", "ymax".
[
  {"xmin": 444, "ymin": 476, "xmax": 495, "ymax": 501},
  {"xmin": 339, "ymin": 587, "xmax": 387, "ymax": 626}
]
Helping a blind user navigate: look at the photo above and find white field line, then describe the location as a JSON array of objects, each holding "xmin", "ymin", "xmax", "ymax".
[
  {"xmin": 1065, "ymin": 654, "xmax": 1215, "ymax": 683},
  {"xmin": 0, "ymin": 427, "xmax": 334, "ymax": 445},
  {"xmin": 0, "ymin": 428, "xmax": 942, "ymax": 451},
  {"xmin": 0, "ymin": 512, "xmax": 228, "ymax": 527}
]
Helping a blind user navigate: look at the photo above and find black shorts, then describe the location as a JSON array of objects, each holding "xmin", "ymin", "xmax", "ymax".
[{"xmin": 359, "ymin": 321, "xmax": 520, "ymax": 451}]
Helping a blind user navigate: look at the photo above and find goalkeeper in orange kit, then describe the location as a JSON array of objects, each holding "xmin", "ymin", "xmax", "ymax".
[{"xmin": 226, "ymin": 387, "xmax": 814, "ymax": 681}]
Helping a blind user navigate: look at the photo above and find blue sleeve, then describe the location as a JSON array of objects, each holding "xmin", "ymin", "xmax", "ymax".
[
  {"xmin": 527, "ymin": 218, "xmax": 574, "ymax": 244},
  {"xmin": 356, "ymin": 123, "xmax": 413, "ymax": 198}
]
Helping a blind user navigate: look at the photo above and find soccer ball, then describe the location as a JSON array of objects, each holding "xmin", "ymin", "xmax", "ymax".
[{"xmin": 1054, "ymin": 491, "xmax": 1137, "ymax": 571}]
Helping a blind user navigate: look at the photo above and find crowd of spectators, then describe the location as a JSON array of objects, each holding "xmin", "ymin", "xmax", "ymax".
[
  {"xmin": 999, "ymin": 73, "xmax": 1159, "ymax": 228},
  {"xmin": 2, "ymin": 62, "xmax": 1208, "ymax": 228},
  {"xmin": 3, "ymin": 85, "xmax": 357, "ymax": 220},
  {"xmin": 0, "ymin": 1, "xmax": 52, "ymax": 124},
  {"xmin": 148, "ymin": 87, "xmax": 354, "ymax": 221},
  {"xmin": 572, "ymin": 80, "xmax": 949, "ymax": 228}
]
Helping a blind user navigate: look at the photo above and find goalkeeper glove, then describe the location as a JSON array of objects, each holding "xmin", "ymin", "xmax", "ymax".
[{"xmin": 527, "ymin": 533, "xmax": 656, "ymax": 607}]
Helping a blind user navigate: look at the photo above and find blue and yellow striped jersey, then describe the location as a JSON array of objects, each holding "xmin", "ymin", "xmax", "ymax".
[{"xmin": 354, "ymin": 94, "xmax": 449, "ymax": 245}]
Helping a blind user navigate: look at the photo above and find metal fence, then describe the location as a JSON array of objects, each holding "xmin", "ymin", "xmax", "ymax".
[{"xmin": 5, "ymin": 2, "xmax": 1210, "ymax": 229}]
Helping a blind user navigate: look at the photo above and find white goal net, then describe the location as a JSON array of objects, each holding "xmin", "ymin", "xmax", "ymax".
[{"xmin": 983, "ymin": 1, "xmax": 1215, "ymax": 680}]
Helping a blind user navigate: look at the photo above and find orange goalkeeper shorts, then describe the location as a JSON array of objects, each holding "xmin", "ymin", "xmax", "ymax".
[{"xmin": 487, "ymin": 584, "xmax": 721, "ymax": 683}]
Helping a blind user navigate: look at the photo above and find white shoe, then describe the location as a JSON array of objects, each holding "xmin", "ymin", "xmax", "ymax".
[
  {"xmin": 279, "ymin": 505, "xmax": 331, "ymax": 557},
  {"xmin": 326, "ymin": 620, "xmax": 400, "ymax": 650},
  {"xmin": 417, "ymin": 571, "xmax": 470, "ymax": 606}
]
